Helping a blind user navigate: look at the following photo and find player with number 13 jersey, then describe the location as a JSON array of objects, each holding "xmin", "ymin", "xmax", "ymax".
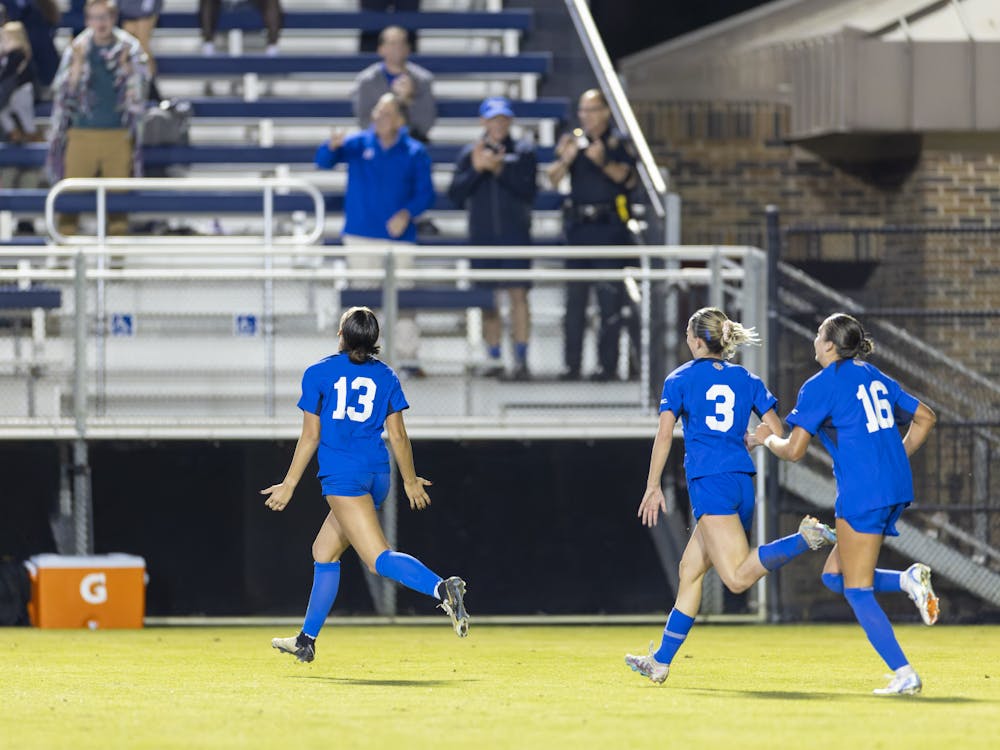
[{"xmin": 262, "ymin": 307, "xmax": 469, "ymax": 665}]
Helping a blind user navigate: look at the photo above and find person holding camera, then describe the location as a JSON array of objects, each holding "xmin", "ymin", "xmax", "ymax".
[
  {"xmin": 547, "ymin": 88, "xmax": 639, "ymax": 382},
  {"xmin": 448, "ymin": 97, "xmax": 537, "ymax": 380}
]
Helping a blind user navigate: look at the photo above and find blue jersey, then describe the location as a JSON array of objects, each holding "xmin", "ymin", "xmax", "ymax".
[
  {"xmin": 786, "ymin": 359, "xmax": 920, "ymax": 516},
  {"xmin": 659, "ymin": 358, "xmax": 777, "ymax": 479},
  {"xmin": 297, "ymin": 353, "xmax": 409, "ymax": 475}
]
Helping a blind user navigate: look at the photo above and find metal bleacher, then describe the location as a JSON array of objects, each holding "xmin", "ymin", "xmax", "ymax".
[{"xmin": 0, "ymin": 0, "xmax": 569, "ymax": 243}]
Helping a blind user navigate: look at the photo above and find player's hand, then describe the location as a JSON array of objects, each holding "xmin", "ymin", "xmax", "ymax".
[
  {"xmin": 638, "ymin": 485, "xmax": 667, "ymax": 528},
  {"xmin": 584, "ymin": 138, "xmax": 606, "ymax": 166},
  {"xmin": 391, "ymin": 73, "xmax": 414, "ymax": 102},
  {"xmin": 328, "ymin": 129, "xmax": 346, "ymax": 150},
  {"xmin": 386, "ymin": 208, "xmax": 410, "ymax": 238},
  {"xmin": 260, "ymin": 482, "xmax": 294, "ymax": 512},
  {"xmin": 404, "ymin": 477, "xmax": 433, "ymax": 511},
  {"xmin": 751, "ymin": 422, "xmax": 774, "ymax": 449}
]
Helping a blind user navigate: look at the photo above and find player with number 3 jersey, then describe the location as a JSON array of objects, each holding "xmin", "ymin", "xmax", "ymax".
[
  {"xmin": 753, "ymin": 313, "xmax": 938, "ymax": 695},
  {"xmin": 626, "ymin": 307, "xmax": 837, "ymax": 685},
  {"xmin": 262, "ymin": 307, "xmax": 469, "ymax": 663}
]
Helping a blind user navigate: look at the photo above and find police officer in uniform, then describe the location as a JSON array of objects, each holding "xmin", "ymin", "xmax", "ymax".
[{"xmin": 547, "ymin": 89, "xmax": 639, "ymax": 381}]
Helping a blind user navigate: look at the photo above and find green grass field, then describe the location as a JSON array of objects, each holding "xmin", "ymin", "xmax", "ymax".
[{"xmin": 2, "ymin": 624, "xmax": 997, "ymax": 749}]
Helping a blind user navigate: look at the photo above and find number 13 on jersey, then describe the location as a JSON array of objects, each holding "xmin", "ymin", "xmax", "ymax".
[{"xmin": 330, "ymin": 376, "xmax": 377, "ymax": 422}]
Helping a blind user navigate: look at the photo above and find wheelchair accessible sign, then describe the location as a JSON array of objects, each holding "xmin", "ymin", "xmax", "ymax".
[
  {"xmin": 234, "ymin": 314, "xmax": 258, "ymax": 337},
  {"xmin": 110, "ymin": 313, "xmax": 135, "ymax": 337}
]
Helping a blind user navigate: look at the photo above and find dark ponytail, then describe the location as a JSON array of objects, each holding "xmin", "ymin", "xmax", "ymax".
[
  {"xmin": 339, "ymin": 306, "xmax": 381, "ymax": 363},
  {"xmin": 821, "ymin": 313, "xmax": 874, "ymax": 359}
]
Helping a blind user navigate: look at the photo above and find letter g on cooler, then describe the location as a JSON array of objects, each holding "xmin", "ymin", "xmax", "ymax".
[{"xmin": 80, "ymin": 572, "xmax": 108, "ymax": 605}]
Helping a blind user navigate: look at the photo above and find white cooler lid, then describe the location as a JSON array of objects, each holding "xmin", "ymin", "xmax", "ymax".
[{"xmin": 27, "ymin": 553, "xmax": 146, "ymax": 569}]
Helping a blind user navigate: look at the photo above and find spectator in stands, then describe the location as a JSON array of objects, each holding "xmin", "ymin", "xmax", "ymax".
[
  {"xmin": 117, "ymin": 0, "xmax": 161, "ymax": 100},
  {"xmin": 46, "ymin": 0, "xmax": 148, "ymax": 236},
  {"xmin": 0, "ymin": 21, "xmax": 36, "ymax": 142},
  {"xmin": 0, "ymin": 0, "xmax": 60, "ymax": 88},
  {"xmin": 448, "ymin": 96, "xmax": 537, "ymax": 380},
  {"xmin": 359, "ymin": 0, "xmax": 417, "ymax": 54},
  {"xmin": 199, "ymin": 0, "xmax": 282, "ymax": 57},
  {"xmin": 352, "ymin": 25, "xmax": 435, "ymax": 143},
  {"xmin": 315, "ymin": 92, "xmax": 435, "ymax": 378},
  {"xmin": 546, "ymin": 88, "xmax": 639, "ymax": 382}
]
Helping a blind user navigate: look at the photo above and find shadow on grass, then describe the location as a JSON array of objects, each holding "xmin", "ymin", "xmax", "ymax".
[
  {"xmin": 682, "ymin": 688, "xmax": 986, "ymax": 703},
  {"xmin": 290, "ymin": 675, "xmax": 478, "ymax": 688}
]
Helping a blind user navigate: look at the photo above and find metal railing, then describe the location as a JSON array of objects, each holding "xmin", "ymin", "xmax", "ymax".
[{"xmin": 44, "ymin": 177, "xmax": 326, "ymax": 246}]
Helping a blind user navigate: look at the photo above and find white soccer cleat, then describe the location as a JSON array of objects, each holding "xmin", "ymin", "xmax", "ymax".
[
  {"xmin": 625, "ymin": 643, "xmax": 670, "ymax": 684},
  {"xmin": 900, "ymin": 563, "xmax": 939, "ymax": 625},
  {"xmin": 798, "ymin": 515, "xmax": 838, "ymax": 550},
  {"xmin": 873, "ymin": 668, "xmax": 922, "ymax": 696},
  {"xmin": 271, "ymin": 634, "xmax": 315, "ymax": 663}
]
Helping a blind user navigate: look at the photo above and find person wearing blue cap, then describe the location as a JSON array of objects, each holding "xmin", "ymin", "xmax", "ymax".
[{"xmin": 448, "ymin": 96, "xmax": 538, "ymax": 380}]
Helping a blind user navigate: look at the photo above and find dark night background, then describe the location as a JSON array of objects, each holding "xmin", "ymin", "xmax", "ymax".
[{"xmin": 591, "ymin": 0, "xmax": 771, "ymax": 61}]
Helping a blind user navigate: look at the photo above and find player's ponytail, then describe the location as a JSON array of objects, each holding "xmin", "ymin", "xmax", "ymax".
[
  {"xmin": 689, "ymin": 307, "xmax": 760, "ymax": 361},
  {"xmin": 339, "ymin": 306, "xmax": 381, "ymax": 363},
  {"xmin": 822, "ymin": 313, "xmax": 875, "ymax": 359}
]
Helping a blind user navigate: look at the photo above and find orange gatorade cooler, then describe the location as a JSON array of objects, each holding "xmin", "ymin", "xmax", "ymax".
[{"xmin": 26, "ymin": 554, "xmax": 147, "ymax": 629}]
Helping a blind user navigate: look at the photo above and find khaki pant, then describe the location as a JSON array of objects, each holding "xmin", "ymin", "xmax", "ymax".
[{"xmin": 58, "ymin": 128, "xmax": 133, "ymax": 237}]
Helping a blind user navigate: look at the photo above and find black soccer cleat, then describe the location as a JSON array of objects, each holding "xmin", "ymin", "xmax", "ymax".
[{"xmin": 438, "ymin": 576, "xmax": 470, "ymax": 637}]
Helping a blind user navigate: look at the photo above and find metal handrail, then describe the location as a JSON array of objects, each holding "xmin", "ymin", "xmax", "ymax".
[
  {"xmin": 564, "ymin": 0, "xmax": 667, "ymax": 219},
  {"xmin": 44, "ymin": 177, "xmax": 326, "ymax": 246}
]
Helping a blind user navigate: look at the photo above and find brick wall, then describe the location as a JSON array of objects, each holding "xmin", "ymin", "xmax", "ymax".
[{"xmin": 635, "ymin": 101, "xmax": 1000, "ymax": 380}]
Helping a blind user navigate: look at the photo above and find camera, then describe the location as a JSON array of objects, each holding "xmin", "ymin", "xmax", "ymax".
[{"xmin": 573, "ymin": 128, "xmax": 589, "ymax": 150}]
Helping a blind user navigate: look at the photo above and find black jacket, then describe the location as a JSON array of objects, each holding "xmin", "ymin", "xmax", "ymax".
[{"xmin": 448, "ymin": 135, "xmax": 537, "ymax": 244}]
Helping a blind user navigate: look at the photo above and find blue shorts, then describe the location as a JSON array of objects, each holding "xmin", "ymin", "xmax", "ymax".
[
  {"xmin": 688, "ymin": 472, "xmax": 756, "ymax": 531},
  {"xmin": 841, "ymin": 502, "xmax": 908, "ymax": 536},
  {"xmin": 321, "ymin": 471, "xmax": 391, "ymax": 509}
]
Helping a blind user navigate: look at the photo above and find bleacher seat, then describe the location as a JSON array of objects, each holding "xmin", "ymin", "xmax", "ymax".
[
  {"xmin": 0, "ymin": 188, "xmax": 564, "ymax": 214},
  {"xmin": 33, "ymin": 98, "xmax": 568, "ymax": 125},
  {"xmin": 0, "ymin": 143, "xmax": 556, "ymax": 168},
  {"xmin": 60, "ymin": 10, "xmax": 534, "ymax": 34}
]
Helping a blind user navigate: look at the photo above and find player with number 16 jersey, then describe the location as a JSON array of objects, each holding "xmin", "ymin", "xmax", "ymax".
[{"xmin": 785, "ymin": 358, "xmax": 917, "ymax": 518}]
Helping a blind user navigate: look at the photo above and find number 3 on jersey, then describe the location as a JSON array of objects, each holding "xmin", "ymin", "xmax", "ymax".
[
  {"xmin": 330, "ymin": 376, "xmax": 377, "ymax": 422},
  {"xmin": 857, "ymin": 380, "xmax": 893, "ymax": 433},
  {"xmin": 705, "ymin": 384, "xmax": 736, "ymax": 432}
]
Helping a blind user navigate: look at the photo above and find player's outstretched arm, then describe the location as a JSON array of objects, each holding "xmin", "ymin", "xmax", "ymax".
[
  {"xmin": 755, "ymin": 423, "xmax": 810, "ymax": 462},
  {"xmin": 261, "ymin": 411, "xmax": 320, "ymax": 511},
  {"xmin": 385, "ymin": 410, "xmax": 433, "ymax": 511},
  {"xmin": 639, "ymin": 411, "xmax": 675, "ymax": 527}
]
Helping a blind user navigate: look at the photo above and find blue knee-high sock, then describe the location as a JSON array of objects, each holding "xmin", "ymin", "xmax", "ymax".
[
  {"xmin": 757, "ymin": 532, "xmax": 811, "ymax": 571},
  {"xmin": 821, "ymin": 570, "xmax": 903, "ymax": 595},
  {"xmin": 514, "ymin": 342, "xmax": 528, "ymax": 363},
  {"xmin": 302, "ymin": 561, "xmax": 341, "ymax": 638},
  {"xmin": 653, "ymin": 608, "xmax": 695, "ymax": 664},
  {"xmin": 374, "ymin": 549, "xmax": 443, "ymax": 598},
  {"xmin": 843, "ymin": 587, "xmax": 908, "ymax": 670}
]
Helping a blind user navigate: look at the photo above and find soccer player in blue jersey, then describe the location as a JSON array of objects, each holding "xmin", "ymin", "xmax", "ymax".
[
  {"xmin": 753, "ymin": 313, "xmax": 938, "ymax": 695},
  {"xmin": 263, "ymin": 307, "xmax": 469, "ymax": 663},
  {"xmin": 626, "ymin": 307, "xmax": 837, "ymax": 684}
]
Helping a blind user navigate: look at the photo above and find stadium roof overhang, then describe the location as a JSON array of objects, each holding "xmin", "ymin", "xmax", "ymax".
[{"xmin": 620, "ymin": 0, "xmax": 1000, "ymax": 141}]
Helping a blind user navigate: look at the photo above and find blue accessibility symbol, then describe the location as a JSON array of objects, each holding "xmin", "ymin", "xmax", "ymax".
[
  {"xmin": 234, "ymin": 314, "xmax": 258, "ymax": 336},
  {"xmin": 110, "ymin": 313, "xmax": 134, "ymax": 337}
]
